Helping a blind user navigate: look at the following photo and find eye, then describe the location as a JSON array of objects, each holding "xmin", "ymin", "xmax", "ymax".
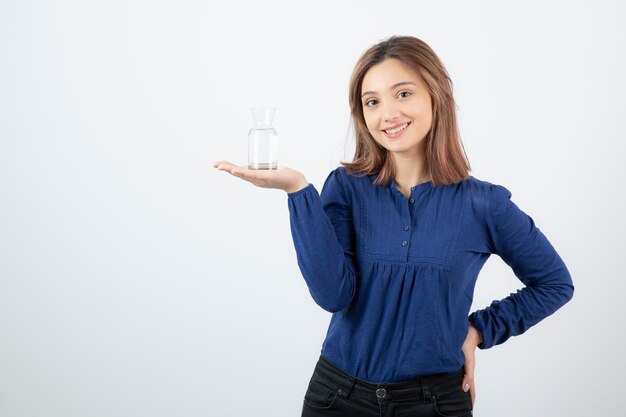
[{"xmin": 364, "ymin": 91, "xmax": 411, "ymax": 108}]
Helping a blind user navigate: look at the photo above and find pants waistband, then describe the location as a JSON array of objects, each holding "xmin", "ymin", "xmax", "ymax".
[{"xmin": 313, "ymin": 355, "xmax": 465, "ymax": 403}]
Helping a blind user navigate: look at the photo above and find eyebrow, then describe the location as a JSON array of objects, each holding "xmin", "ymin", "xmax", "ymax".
[{"xmin": 361, "ymin": 81, "xmax": 418, "ymax": 98}]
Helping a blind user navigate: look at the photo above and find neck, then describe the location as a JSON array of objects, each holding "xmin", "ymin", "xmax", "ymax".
[{"xmin": 392, "ymin": 152, "xmax": 430, "ymax": 188}]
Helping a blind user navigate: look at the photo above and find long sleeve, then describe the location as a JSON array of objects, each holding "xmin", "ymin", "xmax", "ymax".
[
  {"xmin": 468, "ymin": 183, "xmax": 575, "ymax": 349},
  {"xmin": 287, "ymin": 169, "xmax": 357, "ymax": 313}
]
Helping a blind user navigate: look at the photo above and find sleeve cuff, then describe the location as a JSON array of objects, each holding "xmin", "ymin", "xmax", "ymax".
[
  {"xmin": 468, "ymin": 314, "xmax": 490, "ymax": 350},
  {"xmin": 287, "ymin": 183, "xmax": 314, "ymax": 198}
]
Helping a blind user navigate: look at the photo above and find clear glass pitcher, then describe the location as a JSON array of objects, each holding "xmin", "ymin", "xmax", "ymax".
[{"xmin": 248, "ymin": 107, "xmax": 279, "ymax": 170}]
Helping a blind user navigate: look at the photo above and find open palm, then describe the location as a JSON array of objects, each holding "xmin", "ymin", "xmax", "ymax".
[{"xmin": 212, "ymin": 161, "xmax": 308, "ymax": 194}]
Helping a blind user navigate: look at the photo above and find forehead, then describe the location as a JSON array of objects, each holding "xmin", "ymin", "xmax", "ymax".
[{"xmin": 361, "ymin": 58, "xmax": 423, "ymax": 90}]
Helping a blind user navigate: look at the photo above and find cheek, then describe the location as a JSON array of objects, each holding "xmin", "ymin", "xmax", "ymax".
[
  {"xmin": 424, "ymin": 112, "xmax": 434, "ymax": 131},
  {"xmin": 422, "ymin": 103, "xmax": 433, "ymax": 126},
  {"xmin": 414, "ymin": 109, "xmax": 432, "ymax": 131}
]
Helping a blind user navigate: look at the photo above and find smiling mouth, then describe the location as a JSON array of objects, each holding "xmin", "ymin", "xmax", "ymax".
[{"xmin": 382, "ymin": 121, "xmax": 411, "ymax": 136}]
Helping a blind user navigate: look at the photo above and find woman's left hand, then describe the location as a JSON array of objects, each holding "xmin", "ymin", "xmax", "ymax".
[{"xmin": 461, "ymin": 323, "xmax": 483, "ymax": 408}]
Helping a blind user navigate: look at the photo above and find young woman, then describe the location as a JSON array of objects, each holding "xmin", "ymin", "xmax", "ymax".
[{"xmin": 213, "ymin": 35, "xmax": 574, "ymax": 417}]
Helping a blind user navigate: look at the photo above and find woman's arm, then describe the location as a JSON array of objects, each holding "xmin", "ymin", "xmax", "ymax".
[
  {"xmin": 287, "ymin": 168, "xmax": 358, "ymax": 313},
  {"xmin": 468, "ymin": 183, "xmax": 575, "ymax": 349},
  {"xmin": 213, "ymin": 161, "xmax": 357, "ymax": 313}
]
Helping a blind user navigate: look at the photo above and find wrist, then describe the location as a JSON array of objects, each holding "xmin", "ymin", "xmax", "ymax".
[
  {"xmin": 285, "ymin": 179, "xmax": 309, "ymax": 194},
  {"xmin": 469, "ymin": 323, "xmax": 483, "ymax": 345}
]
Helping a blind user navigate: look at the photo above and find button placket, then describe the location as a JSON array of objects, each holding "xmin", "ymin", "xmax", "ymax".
[
  {"xmin": 397, "ymin": 191, "xmax": 412, "ymax": 251},
  {"xmin": 401, "ymin": 217, "xmax": 411, "ymax": 247},
  {"xmin": 402, "ymin": 193, "xmax": 415, "ymax": 250}
]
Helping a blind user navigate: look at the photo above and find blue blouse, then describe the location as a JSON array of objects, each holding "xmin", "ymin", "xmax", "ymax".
[{"xmin": 287, "ymin": 167, "xmax": 574, "ymax": 384}]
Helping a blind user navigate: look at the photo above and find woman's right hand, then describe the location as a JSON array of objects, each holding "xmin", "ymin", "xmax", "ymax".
[{"xmin": 212, "ymin": 161, "xmax": 309, "ymax": 194}]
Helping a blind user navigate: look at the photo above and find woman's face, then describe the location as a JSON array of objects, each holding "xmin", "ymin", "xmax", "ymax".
[{"xmin": 360, "ymin": 58, "xmax": 433, "ymax": 157}]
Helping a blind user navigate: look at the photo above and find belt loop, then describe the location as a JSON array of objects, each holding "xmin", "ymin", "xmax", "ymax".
[
  {"xmin": 340, "ymin": 375, "xmax": 356, "ymax": 398},
  {"xmin": 421, "ymin": 380, "xmax": 433, "ymax": 403}
]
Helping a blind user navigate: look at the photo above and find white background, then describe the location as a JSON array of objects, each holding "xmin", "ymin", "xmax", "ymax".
[{"xmin": 1, "ymin": 1, "xmax": 624, "ymax": 416}]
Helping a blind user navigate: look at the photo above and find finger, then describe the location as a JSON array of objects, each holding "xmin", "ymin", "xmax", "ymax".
[
  {"xmin": 217, "ymin": 162, "xmax": 252, "ymax": 179},
  {"xmin": 213, "ymin": 161, "xmax": 238, "ymax": 171},
  {"xmin": 463, "ymin": 360, "xmax": 475, "ymax": 385},
  {"xmin": 214, "ymin": 162, "xmax": 272, "ymax": 187},
  {"xmin": 461, "ymin": 364, "xmax": 476, "ymax": 408},
  {"xmin": 462, "ymin": 374, "xmax": 473, "ymax": 397},
  {"xmin": 462, "ymin": 364, "xmax": 474, "ymax": 393},
  {"xmin": 231, "ymin": 166, "xmax": 256, "ymax": 179}
]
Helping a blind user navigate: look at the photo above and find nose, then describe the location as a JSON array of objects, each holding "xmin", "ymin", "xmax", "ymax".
[{"xmin": 383, "ymin": 103, "xmax": 401, "ymax": 123}]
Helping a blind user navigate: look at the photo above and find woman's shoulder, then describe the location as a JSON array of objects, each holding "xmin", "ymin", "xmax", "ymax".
[
  {"xmin": 464, "ymin": 175, "xmax": 516, "ymax": 218},
  {"xmin": 465, "ymin": 175, "xmax": 511, "ymax": 197},
  {"xmin": 464, "ymin": 175, "xmax": 493, "ymax": 188},
  {"xmin": 331, "ymin": 166, "xmax": 369, "ymax": 179},
  {"xmin": 324, "ymin": 166, "xmax": 373, "ymax": 187}
]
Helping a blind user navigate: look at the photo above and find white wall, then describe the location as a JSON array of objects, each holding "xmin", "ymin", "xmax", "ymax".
[{"xmin": 1, "ymin": 0, "xmax": 624, "ymax": 416}]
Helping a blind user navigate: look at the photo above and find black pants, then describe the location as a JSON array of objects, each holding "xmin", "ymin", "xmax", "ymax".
[{"xmin": 301, "ymin": 355, "xmax": 473, "ymax": 417}]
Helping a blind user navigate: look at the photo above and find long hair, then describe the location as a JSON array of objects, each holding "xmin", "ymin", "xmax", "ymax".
[{"xmin": 342, "ymin": 35, "xmax": 471, "ymax": 187}]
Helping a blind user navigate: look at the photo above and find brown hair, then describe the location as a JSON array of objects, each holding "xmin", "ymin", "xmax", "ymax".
[{"xmin": 342, "ymin": 35, "xmax": 471, "ymax": 187}]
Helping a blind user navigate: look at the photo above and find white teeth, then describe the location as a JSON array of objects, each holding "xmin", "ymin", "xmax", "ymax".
[{"xmin": 385, "ymin": 122, "xmax": 409, "ymax": 134}]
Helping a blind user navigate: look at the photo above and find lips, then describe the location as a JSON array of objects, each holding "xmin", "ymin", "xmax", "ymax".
[
  {"xmin": 382, "ymin": 121, "xmax": 411, "ymax": 137},
  {"xmin": 382, "ymin": 122, "xmax": 411, "ymax": 133}
]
